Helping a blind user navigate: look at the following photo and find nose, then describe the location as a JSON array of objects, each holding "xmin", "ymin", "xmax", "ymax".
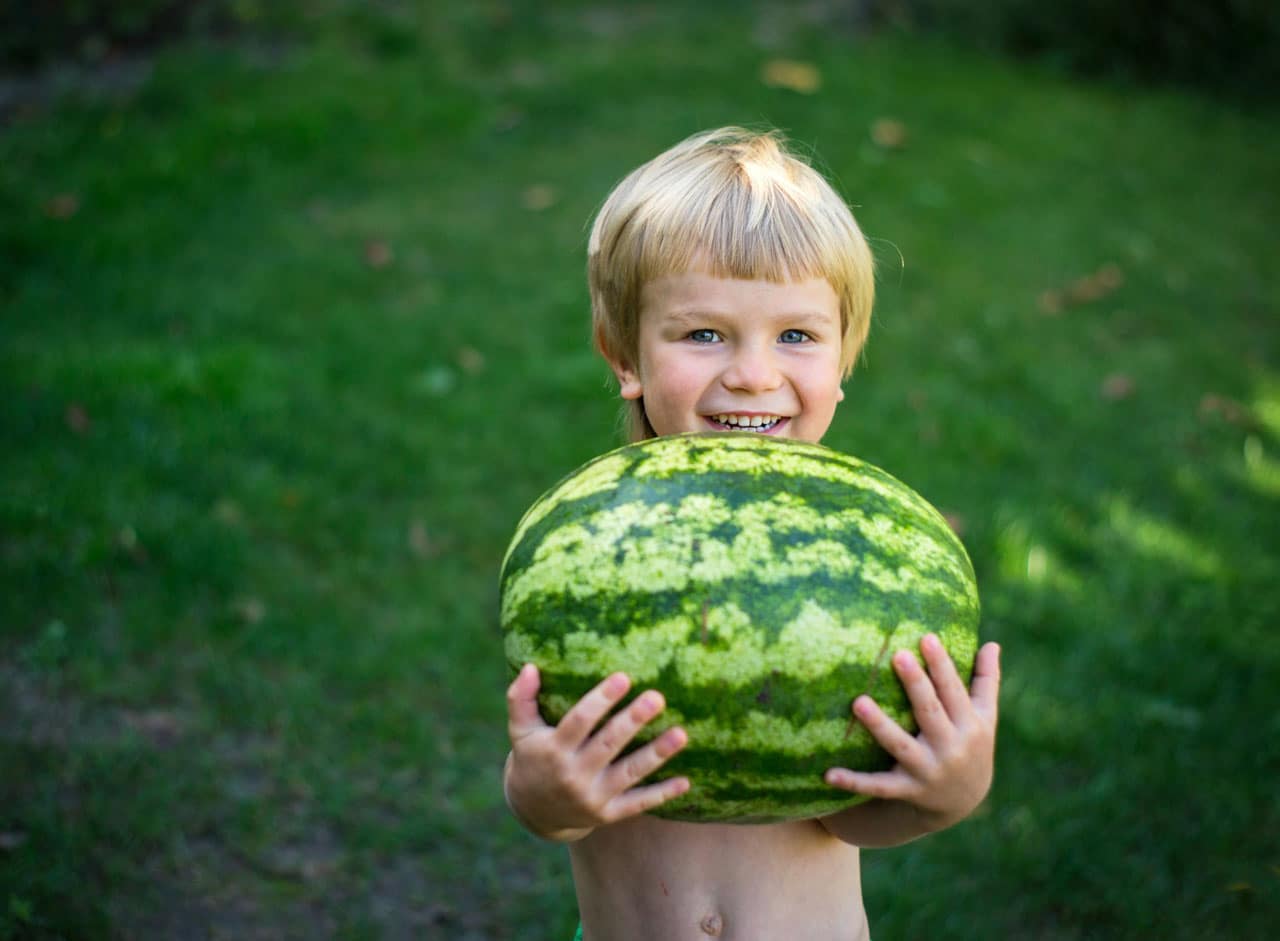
[{"xmin": 721, "ymin": 342, "xmax": 782, "ymax": 393}]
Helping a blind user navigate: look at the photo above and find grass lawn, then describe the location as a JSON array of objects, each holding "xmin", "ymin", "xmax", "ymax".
[{"xmin": 2, "ymin": 3, "xmax": 1278, "ymax": 938}]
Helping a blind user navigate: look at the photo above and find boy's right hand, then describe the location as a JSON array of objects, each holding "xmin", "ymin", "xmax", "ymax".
[{"xmin": 504, "ymin": 663, "xmax": 690, "ymax": 842}]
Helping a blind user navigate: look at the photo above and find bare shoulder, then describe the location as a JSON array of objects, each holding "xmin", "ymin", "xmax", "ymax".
[{"xmin": 570, "ymin": 817, "xmax": 867, "ymax": 941}]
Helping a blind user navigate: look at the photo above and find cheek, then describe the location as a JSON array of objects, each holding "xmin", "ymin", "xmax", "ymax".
[
  {"xmin": 642, "ymin": 351, "xmax": 708, "ymax": 400},
  {"xmin": 801, "ymin": 363, "xmax": 845, "ymax": 412}
]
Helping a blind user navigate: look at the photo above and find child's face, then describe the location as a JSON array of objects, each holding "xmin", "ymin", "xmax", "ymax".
[{"xmin": 610, "ymin": 270, "xmax": 845, "ymax": 443}]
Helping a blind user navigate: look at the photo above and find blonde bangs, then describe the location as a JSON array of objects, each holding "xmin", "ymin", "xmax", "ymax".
[{"xmin": 633, "ymin": 149, "xmax": 846, "ymax": 282}]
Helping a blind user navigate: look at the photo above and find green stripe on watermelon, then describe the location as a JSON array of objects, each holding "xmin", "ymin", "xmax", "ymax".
[
  {"xmin": 505, "ymin": 579, "xmax": 974, "ymax": 681},
  {"xmin": 502, "ymin": 466, "xmax": 963, "ymax": 590},
  {"xmin": 502, "ymin": 498, "xmax": 973, "ymax": 622},
  {"xmin": 506, "ymin": 594, "xmax": 975, "ymax": 691},
  {"xmin": 499, "ymin": 435, "xmax": 962, "ymax": 581}
]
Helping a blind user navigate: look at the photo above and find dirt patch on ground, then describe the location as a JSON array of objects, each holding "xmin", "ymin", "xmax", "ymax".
[
  {"xmin": 367, "ymin": 855, "xmax": 495, "ymax": 941},
  {"xmin": 109, "ymin": 835, "xmax": 340, "ymax": 941},
  {"xmin": 0, "ymin": 662, "xmax": 190, "ymax": 749},
  {"xmin": 110, "ymin": 841, "xmax": 518, "ymax": 941},
  {"xmin": 1, "ymin": 660, "xmax": 531, "ymax": 938}
]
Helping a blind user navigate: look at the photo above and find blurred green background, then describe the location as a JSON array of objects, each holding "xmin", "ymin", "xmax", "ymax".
[{"xmin": 2, "ymin": 2, "xmax": 1278, "ymax": 939}]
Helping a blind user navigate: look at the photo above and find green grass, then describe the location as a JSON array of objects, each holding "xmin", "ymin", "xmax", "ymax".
[{"xmin": 2, "ymin": 2, "xmax": 1279, "ymax": 938}]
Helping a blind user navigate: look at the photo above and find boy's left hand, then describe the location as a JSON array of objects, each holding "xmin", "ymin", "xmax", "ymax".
[{"xmin": 824, "ymin": 634, "xmax": 1000, "ymax": 833}]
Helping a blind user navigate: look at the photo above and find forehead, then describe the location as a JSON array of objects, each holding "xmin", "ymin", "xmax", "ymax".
[{"xmin": 640, "ymin": 269, "xmax": 840, "ymax": 322}]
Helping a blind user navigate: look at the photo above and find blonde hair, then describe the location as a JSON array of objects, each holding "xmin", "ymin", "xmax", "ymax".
[{"xmin": 588, "ymin": 127, "xmax": 876, "ymax": 441}]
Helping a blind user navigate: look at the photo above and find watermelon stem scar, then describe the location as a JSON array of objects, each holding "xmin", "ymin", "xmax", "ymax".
[{"xmin": 755, "ymin": 673, "xmax": 773, "ymax": 705}]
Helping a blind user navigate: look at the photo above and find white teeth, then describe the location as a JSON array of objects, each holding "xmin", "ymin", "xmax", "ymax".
[{"xmin": 710, "ymin": 414, "xmax": 783, "ymax": 431}]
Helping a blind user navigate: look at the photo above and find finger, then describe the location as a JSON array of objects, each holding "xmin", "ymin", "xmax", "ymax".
[
  {"xmin": 919, "ymin": 633, "xmax": 971, "ymax": 721},
  {"xmin": 603, "ymin": 773, "xmax": 692, "ymax": 822},
  {"xmin": 554, "ymin": 672, "xmax": 632, "ymax": 748},
  {"xmin": 603, "ymin": 725, "xmax": 689, "ymax": 793},
  {"xmin": 506, "ymin": 664, "xmax": 546, "ymax": 741},
  {"xmin": 581, "ymin": 689, "xmax": 667, "ymax": 770},
  {"xmin": 824, "ymin": 766, "xmax": 915, "ymax": 802},
  {"xmin": 969, "ymin": 642, "xmax": 1001, "ymax": 722},
  {"xmin": 891, "ymin": 649, "xmax": 953, "ymax": 742},
  {"xmin": 852, "ymin": 694, "xmax": 927, "ymax": 771}
]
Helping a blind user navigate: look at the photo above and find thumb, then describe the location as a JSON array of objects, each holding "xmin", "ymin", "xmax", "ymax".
[{"xmin": 506, "ymin": 663, "xmax": 545, "ymax": 740}]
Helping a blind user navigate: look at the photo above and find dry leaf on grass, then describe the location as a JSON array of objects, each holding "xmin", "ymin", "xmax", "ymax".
[
  {"xmin": 45, "ymin": 194, "xmax": 80, "ymax": 219},
  {"xmin": 1101, "ymin": 373, "xmax": 1135, "ymax": 400},
  {"xmin": 760, "ymin": 59, "xmax": 821, "ymax": 94},
  {"xmin": 521, "ymin": 184, "xmax": 558, "ymax": 211},
  {"xmin": 870, "ymin": 118, "xmax": 908, "ymax": 150},
  {"xmin": 365, "ymin": 240, "xmax": 394, "ymax": 269},
  {"xmin": 65, "ymin": 403, "xmax": 91, "ymax": 434},
  {"xmin": 1039, "ymin": 263, "xmax": 1124, "ymax": 314},
  {"xmin": 456, "ymin": 346, "xmax": 486, "ymax": 374},
  {"xmin": 1198, "ymin": 394, "xmax": 1252, "ymax": 426}
]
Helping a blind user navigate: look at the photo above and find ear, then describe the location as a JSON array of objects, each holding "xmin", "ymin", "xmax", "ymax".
[
  {"xmin": 836, "ymin": 385, "xmax": 845, "ymax": 403},
  {"xmin": 594, "ymin": 325, "xmax": 644, "ymax": 401},
  {"xmin": 608, "ymin": 360, "xmax": 644, "ymax": 401}
]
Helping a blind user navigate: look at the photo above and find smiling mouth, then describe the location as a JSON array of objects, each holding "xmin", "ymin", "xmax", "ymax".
[{"xmin": 706, "ymin": 413, "xmax": 788, "ymax": 433}]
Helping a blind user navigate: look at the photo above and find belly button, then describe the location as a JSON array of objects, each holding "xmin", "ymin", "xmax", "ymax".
[{"xmin": 699, "ymin": 913, "xmax": 723, "ymax": 936}]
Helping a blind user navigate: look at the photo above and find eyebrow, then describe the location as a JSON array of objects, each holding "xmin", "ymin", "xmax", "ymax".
[{"xmin": 661, "ymin": 308, "xmax": 837, "ymax": 327}]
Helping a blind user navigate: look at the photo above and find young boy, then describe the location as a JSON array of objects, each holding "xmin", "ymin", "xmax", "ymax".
[{"xmin": 504, "ymin": 127, "xmax": 1001, "ymax": 940}]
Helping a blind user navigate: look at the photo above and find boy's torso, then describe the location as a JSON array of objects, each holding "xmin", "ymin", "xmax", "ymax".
[{"xmin": 569, "ymin": 814, "xmax": 868, "ymax": 941}]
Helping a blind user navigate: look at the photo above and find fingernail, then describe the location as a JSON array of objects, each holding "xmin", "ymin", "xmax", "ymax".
[{"xmin": 607, "ymin": 673, "xmax": 630, "ymax": 695}]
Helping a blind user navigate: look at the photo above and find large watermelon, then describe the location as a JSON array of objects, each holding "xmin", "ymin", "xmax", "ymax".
[{"xmin": 500, "ymin": 433, "xmax": 979, "ymax": 823}]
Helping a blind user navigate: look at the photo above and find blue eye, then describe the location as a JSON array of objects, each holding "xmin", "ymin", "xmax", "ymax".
[
  {"xmin": 780, "ymin": 329, "xmax": 810, "ymax": 344},
  {"xmin": 688, "ymin": 329, "xmax": 720, "ymax": 343}
]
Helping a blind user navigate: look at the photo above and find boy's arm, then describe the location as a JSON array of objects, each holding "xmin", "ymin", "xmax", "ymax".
[
  {"xmin": 818, "ymin": 636, "xmax": 1000, "ymax": 848},
  {"xmin": 504, "ymin": 664, "xmax": 690, "ymax": 842}
]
